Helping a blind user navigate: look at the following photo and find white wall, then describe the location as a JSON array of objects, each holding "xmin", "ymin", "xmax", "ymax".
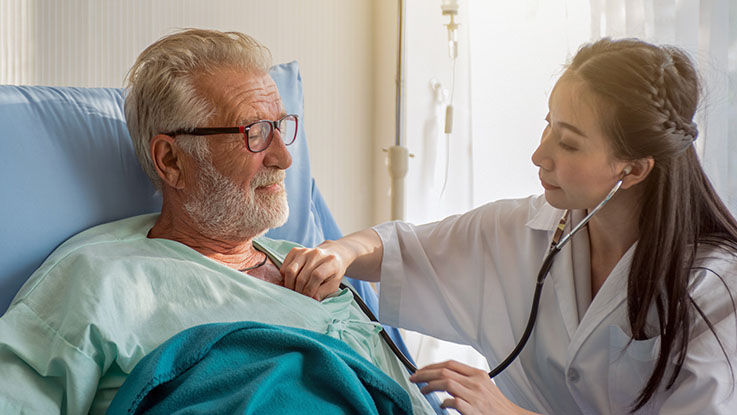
[
  {"xmin": 468, "ymin": 0, "xmax": 591, "ymax": 207},
  {"xmin": 371, "ymin": 0, "xmax": 399, "ymax": 226},
  {"xmin": 0, "ymin": 0, "xmax": 391, "ymax": 234}
]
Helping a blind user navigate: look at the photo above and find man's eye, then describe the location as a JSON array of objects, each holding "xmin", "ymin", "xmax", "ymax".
[{"xmin": 249, "ymin": 123, "xmax": 266, "ymax": 136}]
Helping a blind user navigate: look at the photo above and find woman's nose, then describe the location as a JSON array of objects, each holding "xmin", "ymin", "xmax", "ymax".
[{"xmin": 531, "ymin": 129, "xmax": 552, "ymax": 170}]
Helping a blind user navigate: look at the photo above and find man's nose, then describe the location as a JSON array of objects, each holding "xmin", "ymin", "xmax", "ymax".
[{"xmin": 263, "ymin": 129, "xmax": 292, "ymax": 170}]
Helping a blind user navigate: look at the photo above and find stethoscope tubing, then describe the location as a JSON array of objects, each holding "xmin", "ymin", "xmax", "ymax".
[
  {"xmin": 345, "ymin": 177, "xmax": 625, "ymax": 380},
  {"xmin": 487, "ymin": 245, "xmax": 560, "ymax": 378},
  {"xmin": 340, "ymin": 282, "xmax": 420, "ymax": 374},
  {"xmin": 486, "ymin": 177, "xmax": 623, "ymax": 378}
]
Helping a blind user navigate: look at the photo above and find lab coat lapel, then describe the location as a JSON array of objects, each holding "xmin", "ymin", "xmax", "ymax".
[
  {"xmin": 567, "ymin": 244, "xmax": 635, "ymax": 355},
  {"xmin": 525, "ymin": 202, "xmax": 579, "ymax": 339},
  {"xmin": 548, "ymin": 236, "xmax": 579, "ymax": 339}
]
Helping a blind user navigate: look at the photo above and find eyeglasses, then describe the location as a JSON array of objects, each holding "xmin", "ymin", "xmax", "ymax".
[{"xmin": 165, "ymin": 114, "xmax": 298, "ymax": 153}]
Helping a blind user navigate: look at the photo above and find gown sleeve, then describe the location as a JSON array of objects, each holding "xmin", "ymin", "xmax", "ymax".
[{"xmin": 0, "ymin": 301, "xmax": 101, "ymax": 414}]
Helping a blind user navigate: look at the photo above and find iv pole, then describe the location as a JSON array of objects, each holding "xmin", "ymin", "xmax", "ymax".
[
  {"xmin": 387, "ymin": 0, "xmax": 408, "ymax": 221},
  {"xmin": 387, "ymin": 0, "xmax": 458, "ymax": 220}
]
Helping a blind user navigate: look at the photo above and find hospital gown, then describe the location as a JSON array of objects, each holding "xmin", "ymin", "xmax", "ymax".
[
  {"xmin": 0, "ymin": 213, "xmax": 435, "ymax": 415},
  {"xmin": 375, "ymin": 195, "xmax": 737, "ymax": 414}
]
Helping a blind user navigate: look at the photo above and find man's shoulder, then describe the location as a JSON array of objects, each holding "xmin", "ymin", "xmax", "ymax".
[
  {"xmin": 43, "ymin": 214, "xmax": 157, "ymax": 266},
  {"xmin": 63, "ymin": 213, "xmax": 158, "ymax": 246},
  {"xmin": 13, "ymin": 214, "xmax": 160, "ymax": 301}
]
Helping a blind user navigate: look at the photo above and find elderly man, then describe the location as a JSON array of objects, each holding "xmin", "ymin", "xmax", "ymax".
[{"xmin": 0, "ymin": 29, "xmax": 434, "ymax": 414}]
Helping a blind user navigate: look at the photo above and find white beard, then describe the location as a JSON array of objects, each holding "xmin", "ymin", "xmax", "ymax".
[{"xmin": 184, "ymin": 159, "xmax": 289, "ymax": 240}]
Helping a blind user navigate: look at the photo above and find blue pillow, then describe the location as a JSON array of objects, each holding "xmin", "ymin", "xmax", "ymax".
[{"xmin": 0, "ymin": 86, "xmax": 159, "ymax": 313}]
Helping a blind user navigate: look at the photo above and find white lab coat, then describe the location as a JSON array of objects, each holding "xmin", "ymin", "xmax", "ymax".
[{"xmin": 375, "ymin": 195, "xmax": 737, "ymax": 414}]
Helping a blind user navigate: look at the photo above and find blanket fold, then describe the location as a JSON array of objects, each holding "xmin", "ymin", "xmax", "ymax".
[{"xmin": 107, "ymin": 321, "xmax": 413, "ymax": 415}]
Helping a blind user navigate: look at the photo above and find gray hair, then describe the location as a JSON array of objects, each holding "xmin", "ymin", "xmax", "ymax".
[{"xmin": 124, "ymin": 28, "xmax": 272, "ymax": 189}]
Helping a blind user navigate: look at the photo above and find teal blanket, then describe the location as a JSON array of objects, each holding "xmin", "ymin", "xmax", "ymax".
[{"xmin": 107, "ymin": 322, "xmax": 413, "ymax": 414}]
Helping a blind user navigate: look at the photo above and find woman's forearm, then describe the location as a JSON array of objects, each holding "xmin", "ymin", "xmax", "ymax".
[
  {"xmin": 281, "ymin": 228, "xmax": 385, "ymax": 299},
  {"xmin": 328, "ymin": 228, "xmax": 384, "ymax": 282}
]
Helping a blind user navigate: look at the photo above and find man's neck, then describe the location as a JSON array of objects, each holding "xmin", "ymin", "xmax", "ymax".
[{"xmin": 148, "ymin": 204, "xmax": 264, "ymax": 271}]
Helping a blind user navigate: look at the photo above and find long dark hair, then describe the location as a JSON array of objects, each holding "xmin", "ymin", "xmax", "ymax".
[{"xmin": 567, "ymin": 38, "xmax": 737, "ymax": 410}]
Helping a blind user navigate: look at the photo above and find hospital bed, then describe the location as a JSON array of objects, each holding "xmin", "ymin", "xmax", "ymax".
[{"xmin": 0, "ymin": 62, "xmax": 442, "ymax": 413}]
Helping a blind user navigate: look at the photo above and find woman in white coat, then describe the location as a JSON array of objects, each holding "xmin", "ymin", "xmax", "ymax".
[{"xmin": 282, "ymin": 38, "xmax": 737, "ymax": 414}]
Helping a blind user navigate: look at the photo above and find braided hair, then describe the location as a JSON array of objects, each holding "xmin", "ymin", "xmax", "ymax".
[
  {"xmin": 648, "ymin": 53, "xmax": 699, "ymax": 149},
  {"xmin": 566, "ymin": 38, "xmax": 737, "ymax": 411}
]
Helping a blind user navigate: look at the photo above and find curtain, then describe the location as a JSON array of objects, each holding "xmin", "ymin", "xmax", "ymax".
[
  {"xmin": 590, "ymin": 0, "xmax": 736, "ymax": 213},
  {"xmin": 466, "ymin": 0, "xmax": 736, "ymax": 214}
]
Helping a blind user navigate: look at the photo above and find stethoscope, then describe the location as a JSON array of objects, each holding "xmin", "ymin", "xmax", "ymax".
[{"xmin": 344, "ymin": 168, "xmax": 630, "ymax": 379}]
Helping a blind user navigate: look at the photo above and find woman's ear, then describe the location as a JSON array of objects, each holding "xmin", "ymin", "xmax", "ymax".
[
  {"xmin": 150, "ymin": 134, "xmax": 186, "ymax": 189},
  {"xmin": 620, "ymin": 156, "xmax": 654, "ymax": 189}
]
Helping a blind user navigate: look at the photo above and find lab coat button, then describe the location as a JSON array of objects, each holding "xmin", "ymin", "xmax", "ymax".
[{"xmin": 567, "ymin": 368, "xmax": 580, "ymax": 383}]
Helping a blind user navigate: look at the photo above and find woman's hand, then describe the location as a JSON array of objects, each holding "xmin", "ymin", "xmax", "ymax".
[
  {"xmin": 410, "ymin": 360, "xmax": 538, "ymax": 415},
  {"xmin": 281, "ymin": 229, "xmax": 384, "ymax": 300},
  {"xmin": 281, "ymin": 240, "xmax": 349, "ymax": 301}
]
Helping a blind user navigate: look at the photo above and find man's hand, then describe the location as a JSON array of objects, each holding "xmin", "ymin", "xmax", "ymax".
[
  {"xmin": 410, "ymin": 360, "xmax": 539, "ymax": 415},
  {"xmin": 281, "ymin": 241, "xmax": 348, "ymax": 300}
]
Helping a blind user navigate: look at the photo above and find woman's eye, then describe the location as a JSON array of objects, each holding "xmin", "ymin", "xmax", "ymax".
[{"xmin": 558, "ymin": 140, "xmax": 577, "ymax": 151}]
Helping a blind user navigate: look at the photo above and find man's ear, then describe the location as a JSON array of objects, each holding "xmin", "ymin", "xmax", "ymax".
[
  {"xmin": 620, "ymin": 156, "xmax": 654, "ymax": 190},
  {"xmin": 150, "ymin": 134, "xmax": 186, "ymax": 189}
]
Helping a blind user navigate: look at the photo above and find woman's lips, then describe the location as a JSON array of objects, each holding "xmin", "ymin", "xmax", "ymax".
[{"xmin": 540, "ymin": 178, "xmax": 560, "ymax": 190}]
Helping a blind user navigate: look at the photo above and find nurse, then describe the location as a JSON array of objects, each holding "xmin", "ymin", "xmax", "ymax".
[{"xmin": 282, "ymin": 38, "xmax": 737, "ymax": 414}]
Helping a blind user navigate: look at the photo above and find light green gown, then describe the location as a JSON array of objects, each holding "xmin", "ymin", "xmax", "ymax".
[{"xmin": 0, "ymin": 214, "xmax": 434, "ymax": 414}]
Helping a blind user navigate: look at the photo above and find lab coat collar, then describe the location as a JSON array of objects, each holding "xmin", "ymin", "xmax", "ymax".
[
  {"xmin": 548, "ymin": 209, "xmax": 590, "ymax": 339},
  {"xmin": 524, "ymin": 196, "xmax": 567, "ymax": 232},
  {"xmin": 524, "ymin": 196, "xmax": 582, "ymax": 338},
  {"xmin": 524, "ymin": 197, "xmax": 638, "ymax": 344}
]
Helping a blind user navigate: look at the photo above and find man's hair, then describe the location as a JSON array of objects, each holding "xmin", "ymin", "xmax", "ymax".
[{"xmin": 124, "ymin": 28, "xmax": 272, "ymax": 189}]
